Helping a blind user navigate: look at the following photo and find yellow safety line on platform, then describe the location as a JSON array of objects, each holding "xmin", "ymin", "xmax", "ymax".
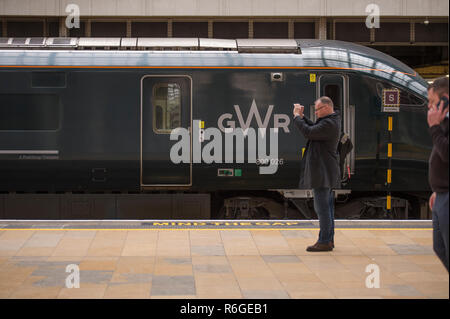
[{"xmin": 0, "ymin": 228, "xmax": 432, "ymax": 231}]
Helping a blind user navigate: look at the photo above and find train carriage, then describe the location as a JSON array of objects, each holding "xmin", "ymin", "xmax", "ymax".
[{"xmin": 0, "ymin": 38, "xmax": 431, "ymax": 219}]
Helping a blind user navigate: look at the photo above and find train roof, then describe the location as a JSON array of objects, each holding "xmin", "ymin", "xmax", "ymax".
[{"xmin": 0, "ymin": 38, "xmax": 428, "ymax": 96}]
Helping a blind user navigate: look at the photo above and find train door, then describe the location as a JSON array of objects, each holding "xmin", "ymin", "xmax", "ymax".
[
  {"xmin": 140, "ymin": 75, "xmax": 192, "ymax": 187},
  {"xmin": 316, "ymin": 74, "xmax": 355, "ymax": 180}
]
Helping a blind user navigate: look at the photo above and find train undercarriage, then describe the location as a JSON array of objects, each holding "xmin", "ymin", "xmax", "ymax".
[{"xmin": 0, "ymin": 190, "xmax": 431, "ymax": 220}]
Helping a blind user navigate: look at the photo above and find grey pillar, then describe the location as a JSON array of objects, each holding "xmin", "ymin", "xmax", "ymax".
[
  {"xmin": 318, "ymin": 17, "xmax": 327, "ymax": 40},
  {"xmin": 59, "ymin": 17, "xmax": 68, "ymax": 37}
]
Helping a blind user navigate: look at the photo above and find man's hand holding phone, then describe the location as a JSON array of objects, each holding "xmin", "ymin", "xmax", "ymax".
[
  {"xmin": 293, "ymin": 103, "xmax": 304, "ymax": 118},
  {"xmin": 428, "ymin": 96, "xmax": 449, "ymax": 127}
]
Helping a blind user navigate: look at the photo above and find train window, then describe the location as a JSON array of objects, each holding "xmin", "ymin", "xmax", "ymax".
[
  {"xmin": 400, "ymin": 91, "xmax": 426, "ymax": 107},
  {"xmin": 376, "ymin": 81, "xmax": 426, "ymax": 108},
  {"xmin": 324, "ymin": 84, "xmax": 342, "ymax": 111},
  {"xmin": 0, "ymin": 94, "xmax": 59, "ymax": 131},
  {"xmin": 155, "ymin": 105, "xmax": 164, "ymax": 130},
  {"xmin": 152, "ymin": 83, "xmax": 181, "ymax": 133}
]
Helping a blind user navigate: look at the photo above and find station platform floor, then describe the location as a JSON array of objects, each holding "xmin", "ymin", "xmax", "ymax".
[{"xmin": 0, "ymin": 220, "xmax": 448, "ymax": 299}]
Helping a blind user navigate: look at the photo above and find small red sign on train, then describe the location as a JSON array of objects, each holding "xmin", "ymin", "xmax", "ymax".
[
  {"xmin": 383, "ymin": 89, "xmax": 400, "ymax": 107},
  {"xmin": 382, "ymin": 88, "xmax": 400, "ymax": 112}
]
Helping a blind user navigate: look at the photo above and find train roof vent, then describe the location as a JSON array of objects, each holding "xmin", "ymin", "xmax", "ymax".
[
  {"xmin": 45, "ymin": 37, "xmax": 78, "ymax": 48},
  {"xmin": 78, "ymin": 37, "xmax": 121, "ymax": 50},
  {"xmin": 0, "ymin": 37, "xmax": 47, "ymax": 48},
  {"xmin": 120, "ymin": 37, "xmax": 137, "ymax": 50},
  {"xmin": 11, "ymin": 38, "xmax": 28, "ymax": 47},
  {"xmin": 236, "ymin": 39, "xmax": 301, "ymax": 54},
  {"xmin": 0, "ymin": 37, "xmax": 11, "ymax": 47},
  {"xmin": 28, "ymin": 37, "xmax": 46, "ymax": 46},
  {"xmin": 137, "ymin": 38, "xmax": 199, "ymax": 50},
  {"xmin": 199, "ymin": 38, "xmax": 237, "ymax": 51}
]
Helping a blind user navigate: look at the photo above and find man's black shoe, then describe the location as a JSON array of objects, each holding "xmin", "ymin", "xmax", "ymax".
[{"xmin": 306, "ymin": 242, "xmax": 333, "ymax": 252}]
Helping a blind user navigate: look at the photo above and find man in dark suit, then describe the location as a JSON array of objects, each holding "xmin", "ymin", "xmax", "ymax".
[
  {"xmin": 293, "ymin": 97, "xmax": 341, "ymax": 252},
  {"xmin": 427, "ymin": 76, "xmax": 449, "ymax": 272}
]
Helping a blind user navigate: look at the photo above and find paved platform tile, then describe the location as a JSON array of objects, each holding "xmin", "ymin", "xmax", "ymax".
[
  {"xmin": 191, "ymin": 245, "xmax": 225, "ymax": 256},
  {"xmin": 262, "ymin": 255, "xmax": 300, "ymax": 263},
  {"xmin": 388, "ymin": 244, "xmax": 434, "ymax": 255},
  {"xmin": 114, "ymin": 257, "xmax": 155, "ymax": 273},
  {"xmin": 51, "ymin": 238, "xmax": 93, "ymax": 257},
  {"xmin": 110, "ymin": 272, "xmax": 152, "ymax": 284},
  {"xmin": 194, "ymin": 273, "xmax": 241, "ymax": 297},
  {"xmin": 58, "ymin": 285, "xmax": 107, "ymax": 299},
  {"xmin": 79, "ymin": 257, "xmax": 119, "ymax": 271},
  {"xmin": 388, "ymin": 284, "xmax": 424, "ymax": 297},
  {"xmin": 151, "ymin": 275, "xmax": 196, "ymax": 296},
  {"xmin": 280, "ymin": 230, "xmax": 314, "ymax": 238},
  {"xmin": 193, "ymin": 264, "xmax": 232, "ymax": 273},
  {"xmin": 8, "ymin": 286, "xmax": 62, "ymax": 299},
  {"xmin": 103, "ymin": 283, "xmax": 151, "ymax": 299}
]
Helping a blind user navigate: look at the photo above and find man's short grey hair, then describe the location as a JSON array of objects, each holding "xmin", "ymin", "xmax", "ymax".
[{"xmin": 318, "ymin": 96, "xmax": 334, "ymax": 108}]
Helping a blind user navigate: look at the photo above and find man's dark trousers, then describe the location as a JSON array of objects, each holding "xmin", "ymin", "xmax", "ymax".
[
  {"xmin": 313, "ymin": 188, "xmax": 335, "ymax": 244},
  {"xmin": 433, "ymin": 192, "xmax": 449, "ymax": 272}
]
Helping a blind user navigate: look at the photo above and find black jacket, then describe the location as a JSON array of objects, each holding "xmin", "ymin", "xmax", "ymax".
[
  {"xmin": 294, "ymin": 112, "xmax": 341, "ymax": 189},
  {"xmin": 428, "ymin": 117, "xmax": 449, "ymax": 193}
]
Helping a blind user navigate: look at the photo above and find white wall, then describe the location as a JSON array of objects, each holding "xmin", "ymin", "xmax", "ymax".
[{"xmin": 0, "ymin": 0, "xmax": 448, "ymax": 17}]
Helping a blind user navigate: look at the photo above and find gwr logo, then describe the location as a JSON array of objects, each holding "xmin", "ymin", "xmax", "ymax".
[
  {"xmin": 169, "ymin": 100, "xmax": 290, "ymax": 174},
  {"xmin": 218, "ymin": 99, "xmax": 290, "ymax": 135}
]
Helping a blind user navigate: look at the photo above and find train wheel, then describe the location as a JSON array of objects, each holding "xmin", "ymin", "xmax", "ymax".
[{"xmin": 213, "ymin": 205, "xmax": 270, "ymax": 219}]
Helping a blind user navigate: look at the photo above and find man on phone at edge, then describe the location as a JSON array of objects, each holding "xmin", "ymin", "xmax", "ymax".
[
  {"xmin": 427, "ymin": 76, "xmax": 449, "ymax": 272},
  {"xmin": 293, "ymin": 97, "xmax": 341, "ymax": 252}
]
